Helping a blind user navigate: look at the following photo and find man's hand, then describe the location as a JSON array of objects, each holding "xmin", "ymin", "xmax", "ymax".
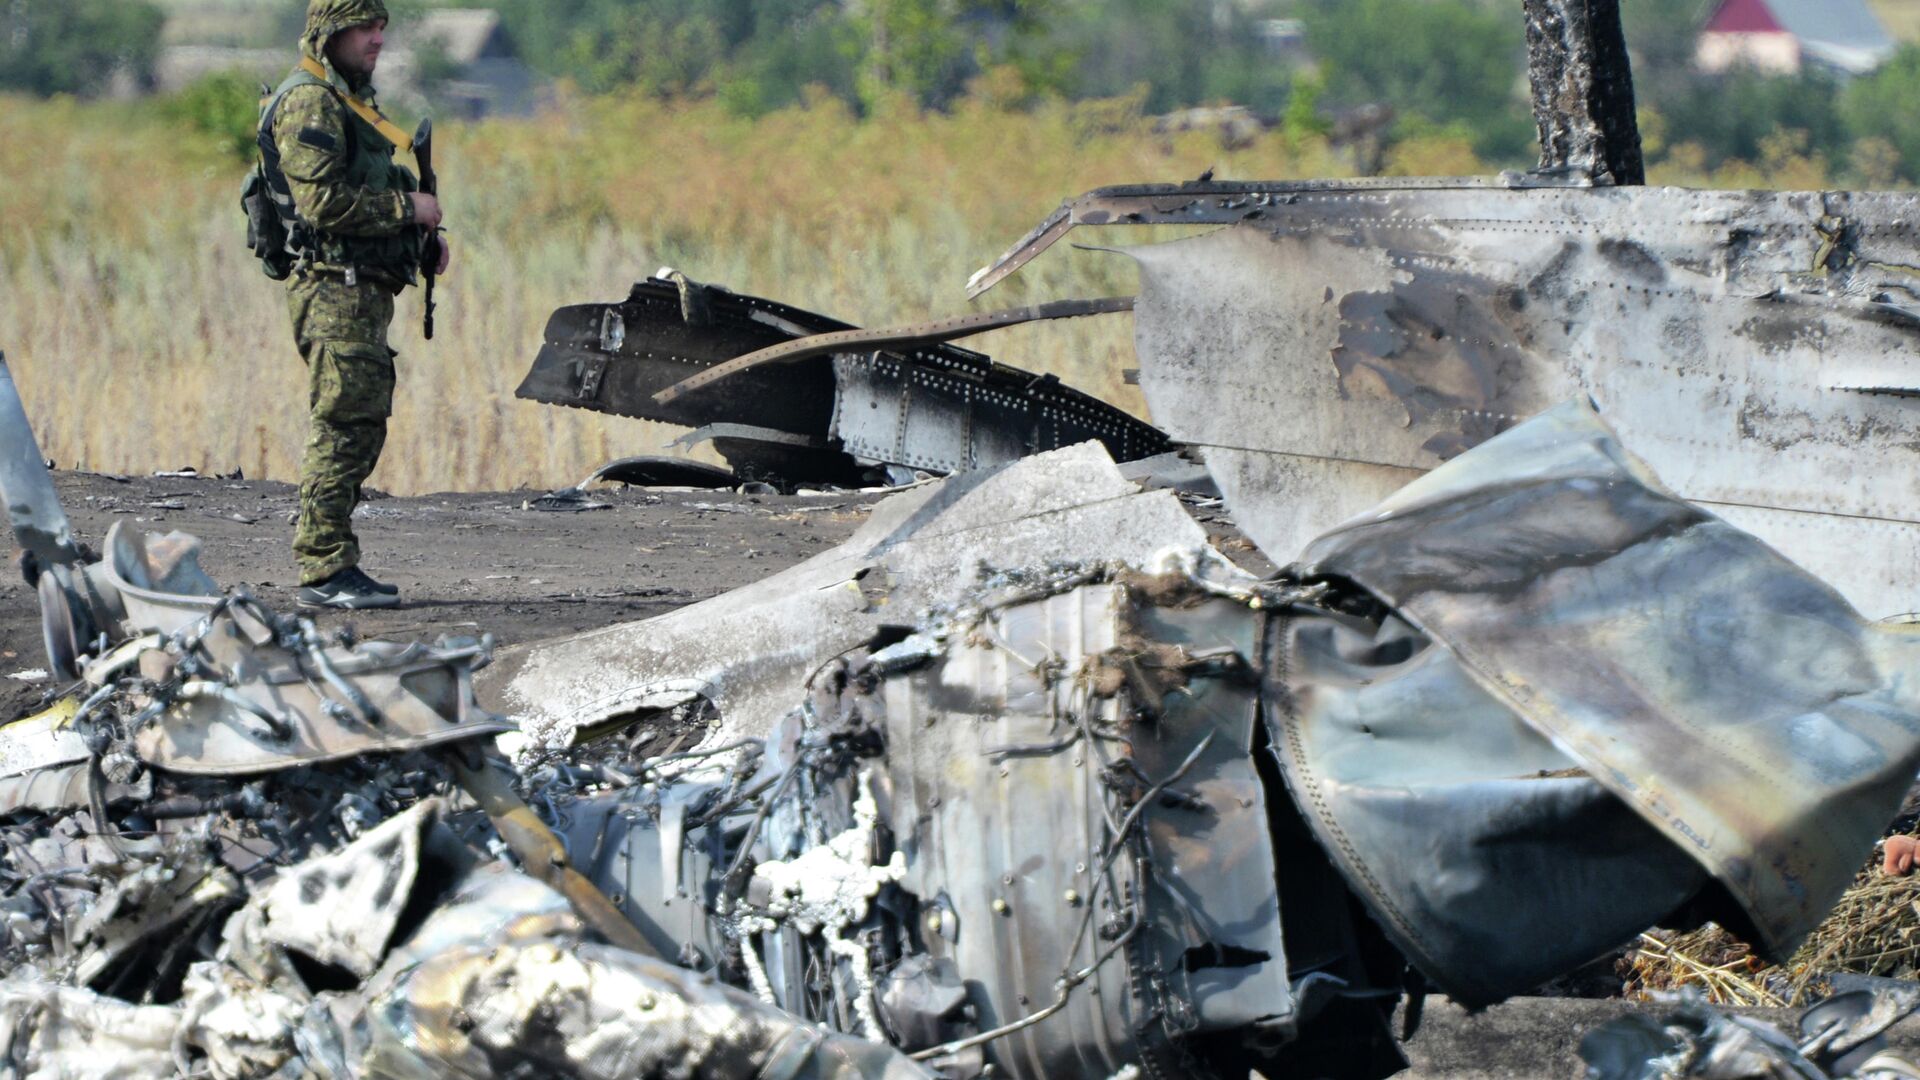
[
  {"xmin": 408, "ymin": 192, "xmax": 444, "ymax": 228},
  {"xmin": 435, "ymin": 234, "xmax": 451, "ymax": 276}
]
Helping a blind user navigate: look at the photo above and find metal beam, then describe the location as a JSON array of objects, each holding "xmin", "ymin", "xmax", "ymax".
[{"xmin": 1525, "ymin": 0, "xmax": 1646, "ymax": 184}]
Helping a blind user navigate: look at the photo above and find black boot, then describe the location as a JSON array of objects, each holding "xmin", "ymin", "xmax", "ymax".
[{"xmin": 297, "ymin": 566, "xmax": 401, "ymax": 609}]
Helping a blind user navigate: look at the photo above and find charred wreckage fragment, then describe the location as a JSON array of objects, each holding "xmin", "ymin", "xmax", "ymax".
[{"xmin": 515, "ymin": 272, "xmax": 1164, "ymax": 491}]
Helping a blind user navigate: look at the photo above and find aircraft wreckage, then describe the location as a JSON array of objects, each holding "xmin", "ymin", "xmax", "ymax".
[{"xmin": 8, "ymin": 0, "xmax": 1920, "ymax": 1076}]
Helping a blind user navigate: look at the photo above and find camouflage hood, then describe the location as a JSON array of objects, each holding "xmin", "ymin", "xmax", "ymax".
[{"xmin": 299, "ymin": 0, "xmax": 390, "ymax": 74}]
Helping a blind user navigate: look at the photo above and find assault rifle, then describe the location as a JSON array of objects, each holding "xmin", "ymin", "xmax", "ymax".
[{"xmin": 414, "ymin": 117, "xmax": 440, "ymax": 340}]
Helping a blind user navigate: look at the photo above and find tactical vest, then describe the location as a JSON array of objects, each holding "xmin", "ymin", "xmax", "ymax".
[{"xmin": 257, "ymin": 65, "xmax": 418, "ymax": 284}]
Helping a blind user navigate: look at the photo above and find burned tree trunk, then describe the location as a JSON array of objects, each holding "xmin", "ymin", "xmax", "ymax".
[{"xmin": 1524, "ymin": 0, "xmax": 1645, "ymax": 185}]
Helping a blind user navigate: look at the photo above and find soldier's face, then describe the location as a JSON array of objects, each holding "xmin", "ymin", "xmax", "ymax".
[{"xmin": 327, "ymin": 19, "xmax": 386, "ymax": 78}]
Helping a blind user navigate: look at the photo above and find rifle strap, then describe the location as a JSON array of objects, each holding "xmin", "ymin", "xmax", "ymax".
[{"xmin": 298, "ymin": 56, "xmax": 414, "ymax": 153}]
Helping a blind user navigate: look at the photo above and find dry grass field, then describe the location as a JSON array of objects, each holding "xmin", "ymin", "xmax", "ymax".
[{"xmin": 0, "ymin": 86, "xmax": 1868, "ymax": 495}]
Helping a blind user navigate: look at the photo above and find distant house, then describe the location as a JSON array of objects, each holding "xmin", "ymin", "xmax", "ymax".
[{"xmin": 1696, "ymin": 0, "xmax": 1897, "ymax": 75}]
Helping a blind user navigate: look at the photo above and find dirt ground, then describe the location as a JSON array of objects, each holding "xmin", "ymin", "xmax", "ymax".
[{"xmin": 0, "ymin": 468, "xmax": 884, "ymax": 719}]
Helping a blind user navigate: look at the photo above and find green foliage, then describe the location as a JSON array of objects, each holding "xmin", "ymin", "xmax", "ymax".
[
  {"xmin": 1657, "ymin": 67, "xmax": 1847, "ymax": 171},
  {"xmin": 1013, "ymin": 0, "xmax": 1295, "ymax": 115},
  {"xmin": 492, "ymin": 0, "xmax": 1295, "ymax": 118},
  {"xmin": 168, "ymin": 71, "xmax": 264, "ymax": 163},
  {"xmin": 1840, "ymin": 45, "xmax": 1920, "ymax": 180},
  {"xmin": 1283, "ymin": 73, "xmax": 1331, "ymax": 140},
  {"xmin": 1300, "ymin": 0, "xmax": 1531, "ymax": 161},
  {"xmin": 0, "ymin": 0, "xmax": 166, "ymax": 97}
]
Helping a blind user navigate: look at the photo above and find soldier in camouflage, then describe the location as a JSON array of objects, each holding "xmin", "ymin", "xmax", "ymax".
[{"xmin": 268, "ymin": 0, "xmax": 449, "ymax": 609}]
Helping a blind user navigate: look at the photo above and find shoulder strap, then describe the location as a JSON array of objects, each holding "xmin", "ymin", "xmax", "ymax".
[
  {"xmin": 297, "ymin": 56, "xmax": 413, "ymax": 153},
  {"xmin": 254, "ymin": 67, "xmax": 362, "ymax": 238}
]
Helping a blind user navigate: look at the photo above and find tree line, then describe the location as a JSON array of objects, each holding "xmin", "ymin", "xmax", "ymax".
[{"xmin": 6, "ymin": 0, "xmax": 1920, "ymax": 183}]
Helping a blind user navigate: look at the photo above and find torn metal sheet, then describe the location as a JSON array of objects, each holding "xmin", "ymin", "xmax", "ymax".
[
  {"xmin": 974, "ymin": 180, "xmax": 1920, "ymax": 616},
  {"xmin": 1268, "ymin": 608, "xmax": 1710, "ymax": 1005},
  {"xmin": 1294, "ymin": 399, "xmax": 1920, "ymax": 961},
  {"xmin": 1580, "ymin": 990, "xmax": 1920, "ymax": 1078},
  {"xmin": 0, "ymin": 701, "xmax": 91, "ymax": 780},
  {"xmin": 516, "ymin": 275, "xmax": 1165, "ymax": 485},
  {"xmin": 258, "ymin": 800, "xmax": 442, "ymax": 978},
  {"xmin": 0, "ymin": 970, "xmax": 182, "ymax": 1078},
  {"xmin": 477, "ymin": 441, "xmax": 1223, "ymax": 747},
  {"xmin": 346, "ymin": 864, "xmax": 933, "ymax": 1079}
]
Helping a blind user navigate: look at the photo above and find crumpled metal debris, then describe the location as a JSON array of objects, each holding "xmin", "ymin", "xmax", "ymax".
[
  {"xmin": 1581, "ymin": 990, "xmax": 1920, "ymax": 1079},
  {"xmin": 0, "ymin": 801, "xmax": 932, "ymax": 1079},
  {"xmin": 493, "ymin": 398, "xmax": 1920, "ymax": 1079}
]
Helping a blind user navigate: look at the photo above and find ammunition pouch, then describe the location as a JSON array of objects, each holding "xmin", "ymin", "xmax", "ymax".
[{"xmin": 241, "ymin": 166, "xmax": 297, "ymax": 282}]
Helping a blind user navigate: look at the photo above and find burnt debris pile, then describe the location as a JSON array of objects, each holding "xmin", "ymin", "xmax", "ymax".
[{"xmin": 8, "ymin": 335, "xmax": 1920, "ymax": 1075}]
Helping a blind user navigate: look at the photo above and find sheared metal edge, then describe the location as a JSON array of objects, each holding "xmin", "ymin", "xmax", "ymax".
[
  {"xmin": 259, "ymin": 800, "xmax": 440, "ymax": 978},
  {"xmin": 1109, "ymin": 185, "xmax": 1920, "ymax": 615},
  {"xmin": 1297, "ymin": 400, "xmax": 1920, "ymax": 959},
  {"xmin": 477, "ymin": 442, "xmax": 1223, "ymax": 747},
  {"xmin": 0, "ymin": 357, "xmax": 81, "ymax": 569},
  {"xmin": 652, "ymin": 297, "xmax": 1134, "ymax": 405},
  {"xmin": 962, "ymin": 175, "xmax": 1618, "ymax": 300}
]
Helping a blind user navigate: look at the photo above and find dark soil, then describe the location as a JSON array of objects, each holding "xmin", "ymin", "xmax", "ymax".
[{"xmin": 0, "ymin": 469, "xmax": 882, "ymax": 719}]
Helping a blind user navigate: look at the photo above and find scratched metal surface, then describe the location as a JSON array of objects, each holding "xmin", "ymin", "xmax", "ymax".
[
  {"xmin": 984, "ymin": 181, "xmax": 1920, "ymax": 615},
  {"xmin": 1294, "ymin": 400, "xmax": 1920, "ymax": 960}
]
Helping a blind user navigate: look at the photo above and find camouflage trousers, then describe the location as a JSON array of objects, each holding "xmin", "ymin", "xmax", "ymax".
[{"xmin": 287, "ymin": 273, "xmax": 396, "ymax": 586}]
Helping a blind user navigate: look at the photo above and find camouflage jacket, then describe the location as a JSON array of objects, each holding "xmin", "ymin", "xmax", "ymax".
[{"xmin": 269, "ymin": 5, "xmax": 419, "ymax": 286}]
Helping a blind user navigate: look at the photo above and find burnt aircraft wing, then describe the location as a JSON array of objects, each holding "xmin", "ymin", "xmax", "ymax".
[
  {"xmin": 970, "ymin": 179, "xmax": 1920, "ymax": 617},
  {"xmin": 516, "ymin": 275, "xmax": 1167, "ymax": 485}
]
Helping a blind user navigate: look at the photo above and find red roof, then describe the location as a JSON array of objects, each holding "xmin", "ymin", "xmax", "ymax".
[{"xmin": 1706, "ymin": 0, "xmax": 1786, "ymax": 34}]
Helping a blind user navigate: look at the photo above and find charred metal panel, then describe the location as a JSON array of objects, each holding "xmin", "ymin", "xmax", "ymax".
[
  {"xmin": 516, "ymin": 278, "xmax": 842, "ymax": 435},
  {"xmin": 517, "ymin": 277, "xmax": 1165, "ymax": 484},
  {"xmin": 1295, "ymin": 400, "xmax": 1920, "ymax": 961},
  {"xmin": 1059, "ymin": 183, "xmax": 1920, "ymax": 614}
]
